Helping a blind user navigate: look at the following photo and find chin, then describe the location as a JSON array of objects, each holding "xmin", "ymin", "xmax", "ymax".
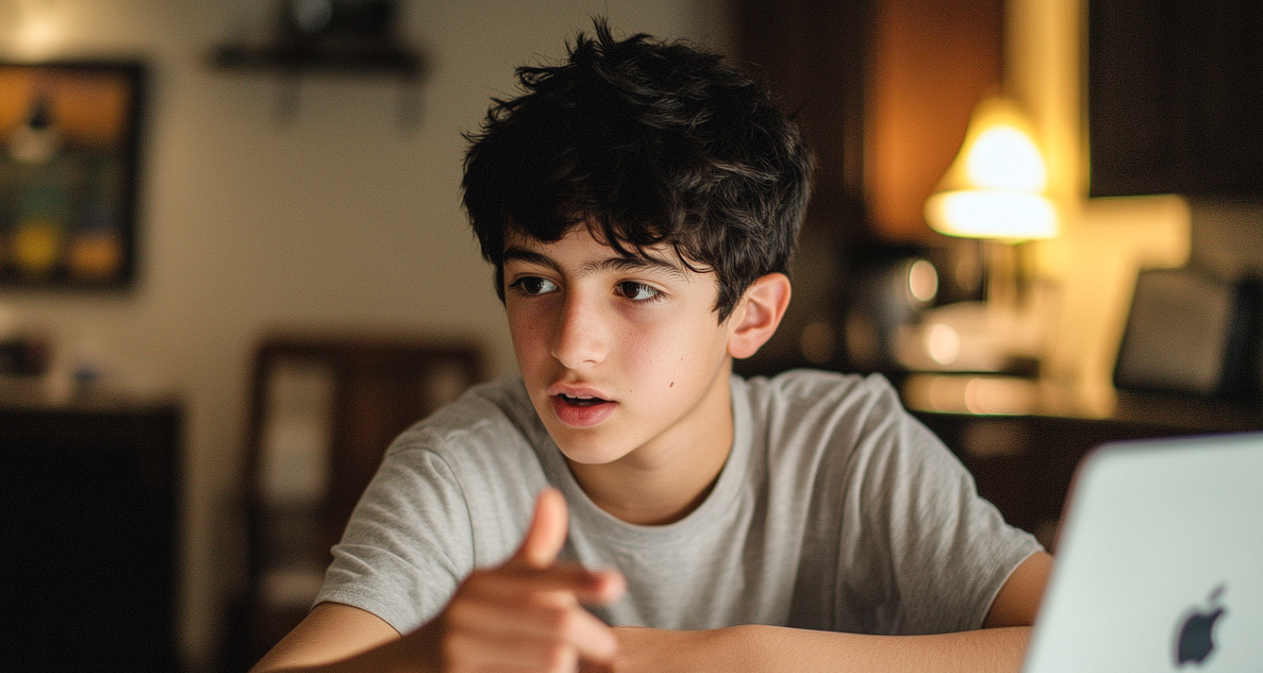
[{"xmin": 549, "ymin": 428, "xmax": 633, "ymax": 466}]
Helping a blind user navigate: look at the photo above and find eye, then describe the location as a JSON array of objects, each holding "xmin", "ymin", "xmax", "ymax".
[
  {"xmin": 509, "ymin": 276, "xmax": 558, "ymax": 296},
  {"xmin": 617, "ymin": 281, "xmax": 662, "ymax": 302}
]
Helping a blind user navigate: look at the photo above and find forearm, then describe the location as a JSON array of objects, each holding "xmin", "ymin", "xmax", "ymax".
[
  {"xmin": 756, "ymin": 624, "xmax": 1030, "ymax": 673},
  {"xmin": 610, "ymin": 624, "xmax": 1032, "ymax": 673},
  {"xmin": 250, "ymin": 618, "xmax": 436, "ymax": 673},
  {"xmin": 621, "ymin": 550, "xmax": 1052, "ymax": 673}
]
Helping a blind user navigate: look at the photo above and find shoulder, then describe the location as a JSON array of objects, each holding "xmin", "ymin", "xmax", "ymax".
[
  {"xmin": 734, "ymin": 368, "xmax": 942, "ymax": 477},
  {"xmin": 358, "ymin": 375, "xmax": 550, "ymax": 561},
  {"xmin": 739, "ymin": 367, "xmax": 897, "ymax": 401},
  {"xmin": 737, "ymin": 368, "xmax": 907, "ymax": 435}
]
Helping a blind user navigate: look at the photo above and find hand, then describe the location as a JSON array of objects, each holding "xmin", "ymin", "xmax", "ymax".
[{"xmin": 431, "ymin": 488, "xmax": 626, "ymax": 673}]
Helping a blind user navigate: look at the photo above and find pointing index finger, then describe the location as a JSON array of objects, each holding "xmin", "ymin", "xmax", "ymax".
[{"xmin": 513, "ymin": 488, "xmax": 570, "ymax": 569}]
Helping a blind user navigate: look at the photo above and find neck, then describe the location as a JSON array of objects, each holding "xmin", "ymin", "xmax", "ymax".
[
  {"xmin": 568, "ymin": 451, "xmax": 728, "ymax": 525},
  {"xmin": 567, "ymin": 366, "xmax": 735, "ymax": 526}
]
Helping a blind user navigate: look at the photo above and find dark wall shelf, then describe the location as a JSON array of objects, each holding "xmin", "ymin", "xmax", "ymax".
[
  {"xmin": 208, "ymin": 41, "xmax": 428, "ymax": 125},
  {"xmin": 210, "ymin": 43, "xmax": 425, "ymax": 78}
]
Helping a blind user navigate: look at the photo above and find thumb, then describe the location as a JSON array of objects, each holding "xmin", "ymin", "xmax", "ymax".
[{"xmin": 512, "ymin": 487, "xmax": 569, "ymax": 568}]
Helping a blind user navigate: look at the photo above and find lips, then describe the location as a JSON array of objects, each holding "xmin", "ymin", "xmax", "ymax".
[{"xmin": 548, "ymin": 388, "xmax": 616, "ymax": 427}]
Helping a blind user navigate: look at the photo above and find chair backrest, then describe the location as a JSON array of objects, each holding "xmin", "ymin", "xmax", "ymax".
[{"xmin": 236, "ymin": 332, "xmax": 485, "ymax": 666}]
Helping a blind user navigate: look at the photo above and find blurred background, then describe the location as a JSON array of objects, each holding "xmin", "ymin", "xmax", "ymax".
[{"xmin": 3, "ymin": 1, "xmax": 1262, "ymax": 671}]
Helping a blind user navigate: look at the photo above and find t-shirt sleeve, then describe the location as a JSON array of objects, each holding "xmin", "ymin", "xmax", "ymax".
[
  {"xmin": 838, "ymin": 379, "xmax": 1043, "ymax": 635},
  {"xmin": 314, "ymin": 430, "xmax": 476, "ymax": 635}
]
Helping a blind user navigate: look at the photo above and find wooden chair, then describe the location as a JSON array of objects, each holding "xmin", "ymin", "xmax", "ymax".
[{"xmin": 227, "ymin": 332, "xmax": 485, "ymax": 670}]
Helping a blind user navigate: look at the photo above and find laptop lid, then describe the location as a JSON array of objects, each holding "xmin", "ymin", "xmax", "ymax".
[{"xmin": 1022, "ymin": 432, "xmax": 1263, "ymax": 672}]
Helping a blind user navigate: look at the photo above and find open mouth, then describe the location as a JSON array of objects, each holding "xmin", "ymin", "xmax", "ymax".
[
  {"xmin": 559, "ymin": 394, "xmax": 609, "ymax": 407},
  {"xmin": 550, "ymin": 391, "xmax": 616, "ymax": 428}
]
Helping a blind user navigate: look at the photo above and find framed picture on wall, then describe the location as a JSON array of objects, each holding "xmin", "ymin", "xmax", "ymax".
[{"xmin": 0, "ymin": 61, "xmax": 146, "ymax": 288}]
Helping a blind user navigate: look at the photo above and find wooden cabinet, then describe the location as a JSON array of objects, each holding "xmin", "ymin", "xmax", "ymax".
[{"xmin": 1, "ymin": 392, "xmax": 183, "ymax": 672}]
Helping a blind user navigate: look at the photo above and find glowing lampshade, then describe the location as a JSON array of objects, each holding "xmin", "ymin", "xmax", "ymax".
[{"xmin": 924, "ymin": 97, "xmax": 1058, "ymax": 240}]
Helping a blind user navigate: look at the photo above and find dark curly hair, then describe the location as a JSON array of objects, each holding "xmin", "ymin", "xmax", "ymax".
[{"xmin": 461, "ymin": 20, "xmax": 813, "ymax": 321}]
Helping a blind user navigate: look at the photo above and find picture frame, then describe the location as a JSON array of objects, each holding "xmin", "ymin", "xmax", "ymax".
[{"xmin": 0, "ymin": 60, "xmax": 146, "ymax": 288}]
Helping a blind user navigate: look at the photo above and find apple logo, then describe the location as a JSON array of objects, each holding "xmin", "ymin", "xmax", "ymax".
[{"xmin": 1174, "ymin": 584, "xmax": 1228, "ymax": 667}]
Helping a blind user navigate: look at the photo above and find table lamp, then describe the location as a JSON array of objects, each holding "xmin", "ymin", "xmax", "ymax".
[
  {"xmin": 924, "ymin": 95, "xmax": 1057, "ymax": 242},
  {"xmin": 897, "ymin": 95, "xmax": 1058, "ymax": 376}
]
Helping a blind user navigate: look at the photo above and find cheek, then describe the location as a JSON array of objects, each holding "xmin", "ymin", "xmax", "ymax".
[
  {"xmin": 628, "ymin": 317, "xmax": 725, "ymax": 375},
  {"xmin": 506, "ymin": 311, "xmax": 548, "ymax": 365}
]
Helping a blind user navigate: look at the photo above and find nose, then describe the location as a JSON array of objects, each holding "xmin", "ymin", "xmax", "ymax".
[{"xmin": 550, "ymin": 292, "xmax": 607, "ymax": 370}]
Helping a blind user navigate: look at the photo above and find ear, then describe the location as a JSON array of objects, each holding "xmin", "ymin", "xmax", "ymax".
[{"xmin": 727, "ymin": 273, "xmax": 792, "ymax": 359}]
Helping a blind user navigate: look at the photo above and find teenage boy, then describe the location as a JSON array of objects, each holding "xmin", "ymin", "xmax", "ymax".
[{"xmin": 253, "ymin": 22, "xmax": 1051, "ymax": 673}]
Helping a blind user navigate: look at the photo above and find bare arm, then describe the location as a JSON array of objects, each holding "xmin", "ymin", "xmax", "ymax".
[
  {"xmin": 981, "ymin": 551, "xmax": 1052, "ymax": 628},
  {"xmin": 591, "ymin": 623, "xmax": 1030, "ymax": 673},
  {"xmin": 249, "ymin": 602, "xmax": 417, "ymax": 673},
  {"xmin": 593, "ymin": 552, "xmax": 1054, "ymax": 673},
  {"xmin": 251, "ymin": 489, "xmax": 626, "ymax": 673}
]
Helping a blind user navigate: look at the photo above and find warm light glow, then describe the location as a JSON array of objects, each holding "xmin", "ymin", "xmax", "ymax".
[
  {"xmin": 925, "ymin": 96, "xmax": 1059, "ymax": 241},
  {"xmin": 907, "ymin": 259, "xmax": 939, "ymax": 304},
  {"xmin": 13, "ymin": 0, "xmax": 67, "ymax": 61},
  {"xmin": 965, "ymin": 126, "xmax": 1047, "ymax": 191},
  {"xmin": 963, "ymin": 376, "xmax": 1038, "ymax": 415},
  {"xmin": 925, "ymin": 189, "xmax": 1058, "ymax": 240},
  {"xmin": 902, "ymin": 374, "xmax": 1039, "ymax": 416},
  {"xmin": 926, "ymin": 323, "xmax": 961, "ymax": 366}
]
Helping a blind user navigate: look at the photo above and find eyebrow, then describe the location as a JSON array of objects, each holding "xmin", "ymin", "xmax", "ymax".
[{"xmin": 503, "ymin": 245, "xmax": 689, "ymax": 280}]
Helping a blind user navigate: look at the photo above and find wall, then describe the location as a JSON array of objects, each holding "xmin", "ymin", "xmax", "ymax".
[
  {"xmin": 0, "ymin": 1, "xmax": 730, "ymax": 667},
  {"xmin": 865, "ymin": 0, "xmax": 1003, "ymax": 241}
]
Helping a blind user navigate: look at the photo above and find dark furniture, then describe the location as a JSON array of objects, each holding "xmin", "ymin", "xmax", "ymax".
[
  {"xmin": 911, "ymin": 390, "xmax": 1263, "ymax": 552},
  {"xmin": 0, "ymin": 389, "xmax": 183, "ymax": 673},
  {"xmin": 209, "ymin": 1, "xmax": 426, "ymax": 125},
  {"xmin": 227, "ymin": 333, "xmax": 485, "ymax": 671},
  {"xmin": 1088, "ymin": 0, "xmax": 1263, "ymax": 197}
]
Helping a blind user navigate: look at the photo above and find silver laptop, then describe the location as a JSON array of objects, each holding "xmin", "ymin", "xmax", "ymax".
[{"xmin": 1022, "ymin": 432, "xmax": 1263, "ymax": 672}]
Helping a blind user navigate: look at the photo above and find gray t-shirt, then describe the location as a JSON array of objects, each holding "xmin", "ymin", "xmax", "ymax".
[{"xmin": 316, "ymin": 369, "xmax": 1041, "ymax": 636}]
